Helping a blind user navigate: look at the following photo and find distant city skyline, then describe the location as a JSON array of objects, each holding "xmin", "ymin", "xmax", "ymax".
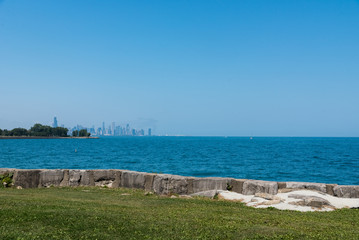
[
  {"xmin": 1, "ymin": 1, "xmax": 359, "ymax": 137},
  {"xmin": 70, "ymin": 122, "xmax": 152, "ymax": 137},
  {"xmin": 50, "ymin": 117, "xmax": 153, "ymax": 137},
  {"xmin": 0, "ymin": 117, "xmax": 154, "ymax": 136}
]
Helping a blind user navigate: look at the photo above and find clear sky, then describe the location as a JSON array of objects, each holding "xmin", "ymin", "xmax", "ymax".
[{"xmin": 0, "ymin": 0, "xmax": 358, "ymax": 136}]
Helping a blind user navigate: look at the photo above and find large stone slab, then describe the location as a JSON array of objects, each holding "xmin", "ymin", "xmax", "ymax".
[
  {"xmin": 68, "ymin": 170, "xmax": 82, "ymax": 186},
  {"xmin": 0, "ymin": 168, "xmax": 15, "ymax": 175},
  {"xmin": 288, "ymin": 194, "xmax": 332, "ymax": 208},
  {"xmin": 121, "ymin": 170, "xmax": 146, "ymax": 189},
  {"xmin": 80, "ymin": 170, "xmax": 95, "ymax": 186},
  {"xmin": 153, "ymin": 174, "xmax": 189, "ymax": 195},
  {"xmin": 286, "ymin": 182, "xmax": 327, "ymax": 193},
  {"xmin": 144, "ymin": 173, "xmax": 156, "ymax": 191},
  {"xmin": 68, "ymin": 170, "xmax": 94, "ymax": 186},
  {"xmin": 13, "ymin": 169, "xmax": 41, "ymax": 188},
  {"xmin": 92, "ymin": 170, "xmax": 121, "ymax": 188},
  {"xmin": 39, "ymin": 169, "xmax": 64, "ymax": 187},
  {"xmin": 93, "ymin": 170, "xmax": 117, "ymax": 181},
  {"xmin": 60, "ymin": 170, "xmax": 70, "ymax": 186},
  {"xmin": 277, "ymin": 182, "xmax": 287, "ymax": 189},
  {"xmin": 230, "ymin": 179, "xmax": 246, "ymax": 194},
  {"xmin": 186, "ymin": 177, "xmax": 195, "ymax": 194},
  {"xmin": 325, "ymin": 184, "xmax": 337, "ymax": 196},
  {"xmin": 333, "ymin": 185, "xmax": 359, "ymax": 198},
  {"xmin": 242, "ymin": 180, "xmax": 278, "ymax": 195},
  {"xmin": 190, "ymin": 190, "xmax": 218, "ymax": 198},
  {"xmin": 192, "ymin": 177, "xmax": 231, "ymax": 193}
]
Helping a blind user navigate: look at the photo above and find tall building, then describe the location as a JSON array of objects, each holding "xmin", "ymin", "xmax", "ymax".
[
  {"xmin": 148, "ymin": 128, "xmax": 152, "ymax": 136},
  {"xmin": 53, "ymin": 117, "xmax": 58, "ymax": 128},
  {"xmin": 102, "ymin": 122, "xmax": 105, "ymax": 135},
  {"xmin": 115, "ymin": 125, "xmax": 124, "ymax": 136},
  {"xmin": 112, "ymin": 122, "xmax": 116, "ymax": 136}
]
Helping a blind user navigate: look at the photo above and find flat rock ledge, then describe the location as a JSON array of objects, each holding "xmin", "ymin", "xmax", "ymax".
[
  {"xmin": 217, "ymin": 190, "xmax": 359, "ymax": 212},
  {"xmin": 1, "ymin": 168, "xmax": 358, "ymax": 211}
]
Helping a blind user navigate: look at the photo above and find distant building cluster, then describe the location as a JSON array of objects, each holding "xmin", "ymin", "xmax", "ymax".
[
  {"xmin": 53, "ymin": 117, "xmax": 152, "ymax": 137},
  {"xmin": 91, "ymin": 122, "xmax": 151, "ymax": 137}
]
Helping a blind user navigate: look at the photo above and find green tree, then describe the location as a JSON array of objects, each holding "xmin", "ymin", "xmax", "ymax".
[
  {"xmin": 79, "ymin": 129, "xmax": 91, "ymax": 137},
  {"xmin": 52, "ymin": 127, "xmax": 69, "ymax": 137},
  {"xmin": 30, "ymin": 124, "xmax": 53, "ymax": 136},
  {"xmin": 28, "ymin": 124, "xmax": 68, "ymax": 137},
  {"xmin": 10, "ymin": 128, "xmax": 29, "ymax": 136},
  {"xmin": 72, "ymin": 130, "xmax": 79, "ymax": 137},
  {"xmin": 2, "ymin": 129, "xmax": 10, "ymax": 136}
]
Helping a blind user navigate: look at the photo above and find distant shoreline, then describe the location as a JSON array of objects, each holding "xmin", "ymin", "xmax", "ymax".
[{"xmin": 0, "ymin": 136, "xmax": 99, "ymax": 139}]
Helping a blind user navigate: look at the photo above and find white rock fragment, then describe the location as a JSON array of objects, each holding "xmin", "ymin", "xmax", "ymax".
[{"xmin": 215, "ymin": 190, "xmax": 359, "ymax": 212}]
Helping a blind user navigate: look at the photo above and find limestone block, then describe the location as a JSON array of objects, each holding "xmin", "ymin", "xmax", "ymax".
[
  {"xmin": 112, "ymin": 170, "xmax": 122, "ymax": 188},
  {"xmin": 326, "ymin": 184, "xmax": 338, "ymax": 196},
  {"xmin": 60, "ymin": 170, "xmax": 69, "ymax": 186},
  {"xmin": 257, "ymin": 199, "xmax": 282, "ymax": 206},
  {"xmin": 286, "ymin": 182, "xmax": 326, "ymax": 193},
  {"xmin": 153, "ymin": 174, "xmax": 189, "ymax": 195},
  {"xmin": 93, "ymin": 170, "xmax": 117, "ymax": 182},
  {"xmin": 254, "ymin": 193, "xmax": 281, "ymax": 201},
  {"xmin": 92, "ymin": 170, "xmax": 120, "ymax": 188},
  {"xmin": 190, "ymin": 190, "xmax": 218, "ymax": 198},
  {"xmin": 67, "ymin": 170, "xmax": 95, "ymax": 186},
  {"xmin": 192, "ymin": 177, "xmax": 231, "ymax": 193},
  {"xmin": 288, "ymin": 194, "xmax": 332, "ymax": 208},
  {"xmin": 69, "ymin": 170, "xmax": 83, "ymax": 186},
  {"xmin": 278, "ymin": 182, "xmax": 287, "ymax": 189},
  {"xmin": 144, "ymin": 173, "xmax": 156, "ymax": 191},
  {"xmin": 186, "ymin": 177, "xmax": 195, "ymax": 194},
  {"xmin": 13, "ymin": 169, "xmax": 41, "ymax": 188},
  {"xmin": 121, "ymin": 170, "xmax": 146, "ymax": 189},
  {"xmin": 242, "ymin": 180, "xmax": 278, "ymax": 195},
  {"xmin": 39, "ymin": 169, "xmax": 64, "ymax": 187},
  {"xmin": 80, "ymin": 170, "xmax": 94, "ymax": 186},
  {"xmin": 230, "ymin": 179, "xmax": 246, "ymax": 193},
  {"xmin": 0, "ymin": 168, "xmax": 15, "ymax": 175},
  {"xmin": 333, "ymin": 185, "xmax": 359, "ymax": 198}
]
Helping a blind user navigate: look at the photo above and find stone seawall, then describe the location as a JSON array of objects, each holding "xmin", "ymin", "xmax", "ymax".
[{"xmin": 1, "ymin": 168, "xmax": 358, "ymax": 198}]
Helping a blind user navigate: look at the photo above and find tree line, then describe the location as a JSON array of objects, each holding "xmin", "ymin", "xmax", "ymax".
[
  {"xmin": 72, "ymin": 129, "xmax": 91, "ymax": 137},
  {"xmin": 0, "ymin": 124, "xmax": 90, "ymax": 137}
]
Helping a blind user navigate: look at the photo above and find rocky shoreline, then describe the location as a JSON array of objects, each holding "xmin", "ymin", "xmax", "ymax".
[{"xmin": 1, "ymin": 168, "xmax": 358, "ymax": 211}]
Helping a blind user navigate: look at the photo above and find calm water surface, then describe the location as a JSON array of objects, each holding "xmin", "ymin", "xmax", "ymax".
[{"xmin": 0, "ymin": 137, "xmax": 358, "ymax": 185}]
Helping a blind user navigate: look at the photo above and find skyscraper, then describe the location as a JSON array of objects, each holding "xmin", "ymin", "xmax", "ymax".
[
  {"xmin": 148, "ymin": 128, "xmax": 152, "ymax": 136},
  {"xmin": 53, "ymin": 117, "xmax": 58, "ymax": 128},
  {"xmin": 102, "ymin": 122, "xmax": 105, "ymax": 135},
  {"xmin": 112, "ymin": 122, "xmax": 115, "ymax": 136}
]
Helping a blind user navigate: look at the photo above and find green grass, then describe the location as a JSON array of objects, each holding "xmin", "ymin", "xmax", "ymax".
[{"xmin": 0, "ymin": 187, "xmax": 358, "ymax": 239}]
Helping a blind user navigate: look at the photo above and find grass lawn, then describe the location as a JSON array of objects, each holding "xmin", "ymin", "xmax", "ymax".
[{"xmin": 0, "ymin": 187, "xmax": 358, "ymax": 239}]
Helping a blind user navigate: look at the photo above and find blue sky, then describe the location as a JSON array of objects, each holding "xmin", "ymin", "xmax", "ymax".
[{"xmin": 0, "ymin": 0, "xmax": 358, "ymax": 136}]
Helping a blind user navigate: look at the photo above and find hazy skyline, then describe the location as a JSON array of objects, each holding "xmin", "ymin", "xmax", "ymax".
[{"xmin": 1, "ymin": 1, "xmax": 359, "ymax": 136}]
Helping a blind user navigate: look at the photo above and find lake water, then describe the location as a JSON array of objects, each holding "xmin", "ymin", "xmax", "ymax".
[{"xmin": 0, "ymin": 137, "xmax": 358, "ymax": 185}]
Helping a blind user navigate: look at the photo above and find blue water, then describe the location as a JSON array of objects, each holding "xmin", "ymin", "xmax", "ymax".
[{"xmin": 0, "ymin": 137, "xmax": 358, "ymax": 185}]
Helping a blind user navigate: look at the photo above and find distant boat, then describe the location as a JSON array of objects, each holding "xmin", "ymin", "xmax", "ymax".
[{"xmin": 250, "ymin": 137, "xmax": 253, "ymax": 140}]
